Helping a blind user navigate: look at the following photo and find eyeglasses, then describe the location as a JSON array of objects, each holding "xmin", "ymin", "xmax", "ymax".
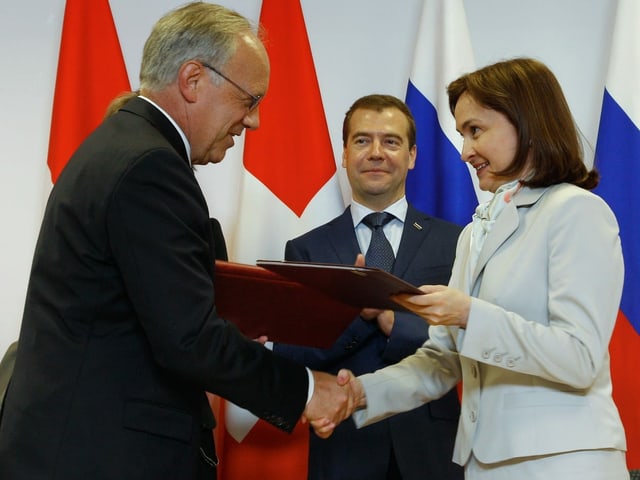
[{"xmin": 202, "ymin": 62, "xmax": 263, "ymax": 111}]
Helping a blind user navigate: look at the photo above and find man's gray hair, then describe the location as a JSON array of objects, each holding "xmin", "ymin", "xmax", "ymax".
[{"xmin": 140, "ymin": 2, "xmax": 257, "ymax": 91}]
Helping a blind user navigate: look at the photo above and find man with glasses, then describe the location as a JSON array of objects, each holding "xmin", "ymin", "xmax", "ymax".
[
  {"xmin": 0, "ymin": 3, "xmax": 357, "ymax": 480},
  {"xmin": 202, "ymin": 62, "xmax": 263, "ymax": 112}
]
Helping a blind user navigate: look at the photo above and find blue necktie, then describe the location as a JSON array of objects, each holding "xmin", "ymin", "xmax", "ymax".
[{"xmin": 362, "ymin": 212, "xmax": 395, "ymax": 272}]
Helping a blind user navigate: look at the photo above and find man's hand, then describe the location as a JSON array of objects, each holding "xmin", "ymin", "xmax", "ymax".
[
  {"xmin": 335, "ymin": 368, "xmax": 364, "ymax": 406},
  {"xmin": 303, "ymin": 370, "xmax": 365, "ymax": 438},
  {"xmin": 375, "ymin": 310, "xmax": 394, "ymax": 336}
]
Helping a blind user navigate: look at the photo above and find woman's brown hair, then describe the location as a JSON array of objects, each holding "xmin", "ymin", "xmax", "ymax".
[{"xmin": 447, "ymin": 58, "xmax": 598, "ymax": 190}]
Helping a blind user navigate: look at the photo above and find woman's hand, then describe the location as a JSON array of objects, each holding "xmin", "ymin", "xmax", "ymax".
[{"xmin": 392, "ymin": 285, "xmax": 471, "ymax": 328}]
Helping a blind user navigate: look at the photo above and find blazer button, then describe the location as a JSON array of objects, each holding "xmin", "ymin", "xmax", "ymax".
[
  {"xmin": 506, "ymin": 357, "xmax": 516, "ymax": 368},
  {"xmin": 493, "ymin": 353, "xmax": 502, "ymax": 363},
  {"xmin": 481, "ymin": 350, "xmax": 491, "ymax": 359}
]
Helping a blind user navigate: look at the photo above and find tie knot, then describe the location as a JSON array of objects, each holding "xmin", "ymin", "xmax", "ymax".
[{"xmin": 362, "ymin": 211, "xmax": 394, "ymax": 230}]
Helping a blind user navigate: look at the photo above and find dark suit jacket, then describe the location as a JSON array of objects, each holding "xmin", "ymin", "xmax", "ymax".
[
  {"xmin": 0, "ymin": 342, "xmax": 17, "ymax": 416},
  {"xmin": 0, "ymin": 97, "xmax": 308, "ymax": 480},
  {"xmin": 275, "ymin": 205, "xmax": 464, "ymax": 480}
]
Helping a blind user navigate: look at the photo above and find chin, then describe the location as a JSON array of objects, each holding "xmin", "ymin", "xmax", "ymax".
[{"xmin": 205, "ymin": 151, "xmax": 226, "ymax": 164}]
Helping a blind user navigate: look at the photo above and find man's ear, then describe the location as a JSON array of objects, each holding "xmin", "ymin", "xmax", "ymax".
[
  {"xmin": 408, "ymin": 144, "xmax": 417, "ymax": 170},
  {"xmin": 178, "ymin": 61, "xmax": 204, "ymax": 103}
]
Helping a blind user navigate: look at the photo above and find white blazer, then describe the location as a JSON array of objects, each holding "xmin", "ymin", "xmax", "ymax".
[{"xmin": 353, "ymin": 183, "xmax": 627, "ymax": 466}]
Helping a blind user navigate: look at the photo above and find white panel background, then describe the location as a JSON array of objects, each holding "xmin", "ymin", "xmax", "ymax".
[{"xmin": 0, "ymin": 0, "xmax": 616, "ymax": 352}]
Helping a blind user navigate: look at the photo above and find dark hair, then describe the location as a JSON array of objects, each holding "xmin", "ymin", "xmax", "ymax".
[
  {"xmin": 447, "ymin": 57, "xmax": 598, "ymax": 190},
  {"xmin": 342, "ymin": 94, "xmax": 416, "ymax": 148}
]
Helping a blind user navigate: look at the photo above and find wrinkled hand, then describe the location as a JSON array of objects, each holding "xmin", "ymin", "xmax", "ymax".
[
  {"xmin": 335, "ymin": 368, "xmax": 364, "ymax": 407},
  {"xmin": 392, "ymin": 285, "xmax": 471, "ymax": 328},
  {"xmin": 303, "ymin": 370, "xmax": 364, "ymax": 438},
  {"xmin": 253, "ymin": 335, "xmax": 268, "ymax": 345}
]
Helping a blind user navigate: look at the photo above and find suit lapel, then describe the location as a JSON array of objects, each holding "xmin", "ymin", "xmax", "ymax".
[
  {"xmin": 393, "ymin": 204, "xmax": 429, "ymax": 278},
  {"xmin": 327, "ymin": 207, "xmax": 362, "ymax": 264},
  {"xmin": 470, "ymin": 186, "xmax": 547, "ymax": 285}
]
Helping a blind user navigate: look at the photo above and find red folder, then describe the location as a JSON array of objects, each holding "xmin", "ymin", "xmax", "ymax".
[
  {"xmin": 213, "ymin": 261, "xmax": 360, "ymax": 348},
  {"xmin": 256, "ymin": 260, "xmax": 422, "ymax": 311}
]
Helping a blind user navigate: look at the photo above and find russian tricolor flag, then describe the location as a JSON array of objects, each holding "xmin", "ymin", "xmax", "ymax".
[
  {"xmin": 404, "ymin": 0, "xmax": 489, "ymax": 227},
  {"xmin": 593, "ymin": 0, "xmax": 640, "ymax": 469}
]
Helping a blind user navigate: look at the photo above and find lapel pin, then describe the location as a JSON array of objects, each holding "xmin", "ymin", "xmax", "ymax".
[{"xmin": 413, "ymin": 222, "xmax": 422, "ymax": 230}]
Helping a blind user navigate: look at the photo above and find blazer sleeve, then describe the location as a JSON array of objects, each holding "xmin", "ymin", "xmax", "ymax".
[{"xmin": 353, "ymin": 324, "xmax": 462, "ymax": 427}]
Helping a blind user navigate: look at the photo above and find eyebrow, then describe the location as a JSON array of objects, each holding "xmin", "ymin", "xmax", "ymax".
[
  {"xmin": 459, "ymin": 119, "xmax": 474, "ymax": 130},
  {"xmin": 351, "ymin": 131, "xmax": 404, "ymax": 141},
  {"xmin": 457, "ymin": 118, "xmax": 479, "ymax": 134}
]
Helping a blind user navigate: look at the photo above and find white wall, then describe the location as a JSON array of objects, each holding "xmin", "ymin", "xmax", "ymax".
[{"xmin": 0, "ymin": 0, "xmax": 617, "ymax": 353}]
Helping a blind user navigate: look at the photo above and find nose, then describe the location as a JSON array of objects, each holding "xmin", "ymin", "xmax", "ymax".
[
  {"xmin": 369, "ymin": 139, "xmax": 383, "ymax": 158},
  {"xmin": 460, "ymin": 138, "xmax": 474, "ymax": 162},
  {"xmin": 243, "ymin": 107, "xmax": 260, "ymax": 130}
]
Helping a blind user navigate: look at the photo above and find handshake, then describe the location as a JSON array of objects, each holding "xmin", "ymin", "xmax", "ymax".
[{"xmin": 302, "ymin": 369, "xmax": 366, "ymax": 438}]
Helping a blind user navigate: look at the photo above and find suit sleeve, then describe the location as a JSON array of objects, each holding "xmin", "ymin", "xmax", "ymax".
[
  {"xmin": 383, "ymin": 311, "xmax": 430, "ymax": 362},
  {"xmin": 106, "ymin": 150, "xmax": 308, "ymax": 431},
  {"xmin": 274, "ymin": 317, "xmax": 380, "ymax": 371}
]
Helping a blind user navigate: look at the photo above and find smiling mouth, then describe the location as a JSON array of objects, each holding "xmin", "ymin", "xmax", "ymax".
[{"xmin": 474, "ymin": 162, "xmax": 489, "ymax": 173}]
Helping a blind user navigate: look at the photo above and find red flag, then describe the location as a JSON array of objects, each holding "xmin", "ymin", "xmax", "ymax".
[
  {"xmin": 47, "ymin": 0, "xmax": 130, "ymax": 183},
  {"xmin": 610, "ymin": 313, "xmax": 640, "ymax": 468},
  {"xmin": 242, "ymin": 0, "xmax": 335, "ymax": 218},
  {"xmin": 215, "ymin": 400, "xmax": 309, "ymax": 480},
  {"xmin": 217, "ymin": 0, "xmax": 344, "ymax": 478}
]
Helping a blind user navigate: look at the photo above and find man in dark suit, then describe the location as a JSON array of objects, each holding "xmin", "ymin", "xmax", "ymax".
[
  {"xmin": 0, "ymin": 3, "xmax": 355, "ymax": 479},
  {"xmin": 273, "ymin": 95, "xmax": 464, "ymax": 480}
]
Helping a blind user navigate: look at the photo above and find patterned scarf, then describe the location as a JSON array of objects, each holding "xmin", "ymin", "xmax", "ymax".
[{"xmin": 469, "ymin": 179, "xmax": 523, "ymax": 277}]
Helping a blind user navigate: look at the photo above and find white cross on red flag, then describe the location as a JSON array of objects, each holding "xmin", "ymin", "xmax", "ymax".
[
  {"xmin": 229, "ymin": 0, "xmax": 343, "ymax": 265},
  {"xmin": 216, "ymin": 1, "xmax": 344, "ymax": 479}
]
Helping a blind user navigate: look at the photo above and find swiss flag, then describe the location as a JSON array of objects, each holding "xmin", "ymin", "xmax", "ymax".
[
  {"xmin": 215, "ymin": 0, "xmax": 344, "ymax": 478},
  {"xmin": 47, "ymin": 0, "xmax": 130, "ymax": 183},
  {"xmin": 229, "ymin": 0, "xmax": 343, "ymax": 265}
]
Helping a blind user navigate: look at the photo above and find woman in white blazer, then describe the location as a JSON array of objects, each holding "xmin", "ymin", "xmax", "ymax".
[{"xmin": 336, "ymin": 58, "xmax": 629, "ymax": 479}]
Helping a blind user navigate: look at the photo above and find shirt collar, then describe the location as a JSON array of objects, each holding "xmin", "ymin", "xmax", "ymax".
[
  {"xmin": 351, "ymin": 197, "xmax": 408, "ymax": 227},
  {"xmin": 138, "ymin": 95, "xmax": 191, "ymax": 163}
]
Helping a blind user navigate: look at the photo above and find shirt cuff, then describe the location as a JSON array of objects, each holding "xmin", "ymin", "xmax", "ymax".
[
  {"xmin": 306, "ymin": 368, "xmax": 314, "ymax": 405},
  {"xmin": 266, "ymin": 341, "xmax": 313, "ymax": 404}
]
